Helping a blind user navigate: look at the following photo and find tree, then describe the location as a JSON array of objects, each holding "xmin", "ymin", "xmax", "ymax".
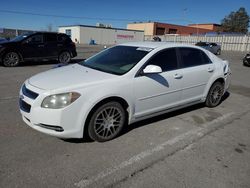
[{"xmin": 221, "ymin": 7, "xmax": 249, "ymax": 33}]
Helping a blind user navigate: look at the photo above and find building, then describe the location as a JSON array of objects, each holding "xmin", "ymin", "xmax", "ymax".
[
  {"xmin": 127, "ymin": 22, "xmax": 216, "ymax": 36},
  {"xmin": 58, "ymin": 25, "xmax": 144, "ymax": 45},
  {"xmin": 0, "ymin": 28, "xmax": 35, "ymax": 39},
  {"xmin": 188, "ymin": 23, "xmax": 221, "ymax": 32}
]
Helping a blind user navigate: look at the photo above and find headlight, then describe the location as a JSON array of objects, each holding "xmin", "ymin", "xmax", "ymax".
[{"xmin": 41, "ymin": 92, "xmax": 80, "ymax": 109}]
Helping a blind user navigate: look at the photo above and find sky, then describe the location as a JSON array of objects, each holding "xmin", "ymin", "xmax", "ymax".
[{"xmin": 0, "ymin": 0, "xmax": 249, "ymax": 31}]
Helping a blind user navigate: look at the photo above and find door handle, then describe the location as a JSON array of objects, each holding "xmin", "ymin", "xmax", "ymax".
[
  {"xmin": 174, "ymin": 73, "xmax": 183, "ymax": 79},
  {"xmin": 38, "ymin": 44, "xmax": 44, "ymax": 47},
  {"xmin": 207, "ymin": 67, "xmax": 214, "ymax": 72}
]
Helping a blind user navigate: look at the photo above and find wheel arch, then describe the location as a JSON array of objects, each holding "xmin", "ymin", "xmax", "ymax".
[
  {"xmin": 83, "ymin": 96, "xmax": 131, "ymax": 138},
  {"xmin": 1, "ymin": 49, "xmax": 24, "ymax": 62},
  {"xmin": 206, "ymin": 76, "xmax": 225, "ymax": 95}
]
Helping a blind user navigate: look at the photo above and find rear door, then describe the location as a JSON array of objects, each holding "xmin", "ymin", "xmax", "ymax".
[
  {"xmin": 178, "ymin": 47, "xmax": 214, "ymax": 103},
  {"xmin": 44, "ymin": 33, "xmax": 58, "ymax": 58},
  {"xmin": 134, "ymin": 48, "xmax": 183, "ymax": 118}
]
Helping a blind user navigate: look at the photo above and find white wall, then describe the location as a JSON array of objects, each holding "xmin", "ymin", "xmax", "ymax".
[
  {"xmin": 59, "ymin": 26, "xmax": 144, "ymax": 45},
  {"xmin": 79, "ymin": 27, "xmax": 144, "ymax": 44},
  {"xmin": 58, "ymin": 26, "xmax": 80, "ymax": 43}
]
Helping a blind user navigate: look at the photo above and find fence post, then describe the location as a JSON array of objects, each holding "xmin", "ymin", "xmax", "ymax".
[
  {"xmin": 221, "ymin": 35, "xmax": 225, "ymax": 51},
  {"xmin": 241, "ymin": 35, "xmax": 247, "ymax": 52}
]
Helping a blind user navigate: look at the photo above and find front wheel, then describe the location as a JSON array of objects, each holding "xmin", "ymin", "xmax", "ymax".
[
  {"xmin": 2, "ymin": 52, "xmax": 20, "ymax": 67},
  {"xmin": 58, "ymin": 51, "xmax": 71, "ymax": 64},
  {"xmin": 205, "ymin": 82, "xmax": 224, "ymax": 107},
  {"xmin": 88, "ymin": 102, "xmax": 126, "ymax": 142}
]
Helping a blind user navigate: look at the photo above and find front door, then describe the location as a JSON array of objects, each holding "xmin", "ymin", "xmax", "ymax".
[
  {"xmin": 21, "ymin": 34, "xmax": 46, "ymax": 60},
  {"xmin": 133, "ymin": 48, "xmax": 183, "ymax": 118}
]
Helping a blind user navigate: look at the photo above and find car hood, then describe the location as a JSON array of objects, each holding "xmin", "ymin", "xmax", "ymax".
[
  {"xmin": 28, "ymin": 64, "xmax": 118, "ymax": 90},
  {"xmin": 0, "ymin": 41, "xmax": 18, "ymax": 45}
]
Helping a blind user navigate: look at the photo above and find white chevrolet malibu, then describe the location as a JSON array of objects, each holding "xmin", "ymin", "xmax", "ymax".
[{"xmin": 19, "ymin": 42, "xmax": 231, "ymax": 142}]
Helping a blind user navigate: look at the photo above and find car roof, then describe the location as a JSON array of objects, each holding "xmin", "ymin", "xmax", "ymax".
[{"xmin": 119, "ymin": 42, "xmax": 199, "ymax": 50}]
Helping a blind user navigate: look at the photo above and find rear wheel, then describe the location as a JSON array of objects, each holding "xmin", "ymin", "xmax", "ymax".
[
  {"xmin": 216, "ymin": 49, "xmax": 221, "ymax": 55},
  {"xmin": 205, "ymin": 82, "xmax": 224, "ymax": 107},
  {"xmin": 58, "ymin": 51, "xmax": 71, "ymax": 64},
  {"xmin": 2, "ymin": 52, "xmax": 20, "ymax": 67},
  {"xmin": 88, "ymin": 102, "xmax": 126, "ymax": 142}
]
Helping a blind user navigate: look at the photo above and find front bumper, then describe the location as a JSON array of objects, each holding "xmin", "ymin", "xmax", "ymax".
[
  {"xmin": 224, "ymin": 68, "xmax": 231, "ymax": 93},
  {"xmin": 19, "ymin": 82, "xmax": 84, "ymax": 138}
]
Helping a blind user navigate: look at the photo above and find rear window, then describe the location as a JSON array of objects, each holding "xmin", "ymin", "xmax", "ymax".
[{"xmin": 195, "ymin": 42, "xmax": 208, "ymax": 47}]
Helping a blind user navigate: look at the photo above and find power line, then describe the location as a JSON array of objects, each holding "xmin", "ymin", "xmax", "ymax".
[
  {"xmin": 0, "ymin": 9, "xmax": 194, "ymax": 23},
  {"xmin": 0, "ymin": 9, "xmax": 142, "ymax": 22}
]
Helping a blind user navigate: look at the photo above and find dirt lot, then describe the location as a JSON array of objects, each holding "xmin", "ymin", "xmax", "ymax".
[{"xmin": 0, "ymin": 48, "xmax": 250, "ymax": 188}]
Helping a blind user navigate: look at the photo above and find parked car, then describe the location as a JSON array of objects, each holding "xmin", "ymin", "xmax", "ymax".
[
  {"xmin": 195, "ymin": 42, "xmax": 221, "ymax": 55},
  {"xmin": 19, "ymin": 42, "xmax": 231, "ymax": 142},
  {"xmin": 243, "ymin": 53, "xmax": 250, "ymax": 66},
  {"xmin": 0, "ymin": 32, "xmax": 77, "ymax": 67},
  {"xmin": 0, "ymin": 37, "xmax": 8, "ymax": 43}
]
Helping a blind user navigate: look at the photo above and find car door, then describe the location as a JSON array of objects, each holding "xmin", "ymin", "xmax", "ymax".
[
  {"xmin": 44, "ymin": 33, "xmax": 59, "ymax": 58},
  {"xmin": 178, "ymin": 47, "xmax": 215, "ymax": 103},
  {"xmin": 21, "ymin": 34, "xmax": 46, "ymax": 59},
  {"xmin": 133, "ymin": 48, "xmax": 183, "ymax": 118}
]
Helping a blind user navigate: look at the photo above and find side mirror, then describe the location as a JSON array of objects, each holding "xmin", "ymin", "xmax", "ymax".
[
  {"xmin": 143, "ymin": 65, "xmax": 162, "ymax": 74},
  {"xmin": 209, "ymin": 45, "xmax": 213, "ymax": 48}
]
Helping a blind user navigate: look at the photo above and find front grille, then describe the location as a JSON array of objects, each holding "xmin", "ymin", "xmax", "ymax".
[
  {"xmin": 22, "ymin": 85, "xmax": 39, "ymax": 99},
  {"xmin": 19, "ymin": 99, "xmax": 31, "ymax": 113}
]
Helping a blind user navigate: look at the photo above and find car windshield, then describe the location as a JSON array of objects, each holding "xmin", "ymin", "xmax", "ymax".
[
  {"xmin": 81, "ymin": 46, "xmax": 151, "ymax": 75},
  {"xmin": 11, "ymin": 33, "xmax": 31, "ymax": 42}
]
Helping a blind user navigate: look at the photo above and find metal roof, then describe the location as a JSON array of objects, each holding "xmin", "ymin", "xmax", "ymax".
[{"xmin": 59, "ymin": 24, "xmax": 144, "ymax": 32}]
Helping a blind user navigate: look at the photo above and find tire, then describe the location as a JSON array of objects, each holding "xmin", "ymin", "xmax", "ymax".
[
  {"xmin": 216, "ymin": 49, "xmax": 221, "ymax": 55},
  {"xmin": 243, "ymin": 58, "xmax": 250, "ymax": 67},
  {"xmin": 2, "ymin": 52, "xmax": 20, "ymax": 67},
  {"xmin": 58, "ymin": 51, "xmax": 71, "ymax": 64},
  {"xmin": 88, "ymin": 102, "xmax": 126, "ymax": 142},
  {"xmin": 205, "ymin": 82, "xmax": 224, "ymax": 107}
]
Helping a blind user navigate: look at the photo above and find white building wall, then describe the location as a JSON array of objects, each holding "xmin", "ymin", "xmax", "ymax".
[
  {"xmin": 58, "ymin": 26, "xmax": 80, "ymax": 43},
  {"xmin": 58, "ymin": 26, "xmax": 144, "ymax": 45}
]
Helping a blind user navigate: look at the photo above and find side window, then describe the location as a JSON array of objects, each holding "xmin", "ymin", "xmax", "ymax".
[
  {"xmin": 65, "ymin": 29, "xmax": 71, "ymax": 38},
  {"xmin": 147, "ymin": 48, "xmax": 178, "ymax": 72},
  {"xmin": 179, "ymin": 48, "xmax": 211, "ymax": 68},
  {"xmin": 200, "ymin": 51, "xmax": 212, "ymax": 64},
  {"xmin": 45, "ymin": 34, "xmax": 57, "ymax": 42},
  {"xmin": 26, "ymin": 34, "xmax": 43, "ymax": 44}
]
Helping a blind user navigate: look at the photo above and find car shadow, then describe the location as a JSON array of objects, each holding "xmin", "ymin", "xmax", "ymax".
[
  {"xmin": 64, "ymin": 92, "xmax": 230, "ymax": 144},
  {"xmin": 17, "ymin": 58, "xmax": 85, "ymax": 67}
]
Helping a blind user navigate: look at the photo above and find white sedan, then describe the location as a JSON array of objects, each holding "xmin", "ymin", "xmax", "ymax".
[{"xmin": 19, "ymin": 42, "xmax": 231, "ymax": 142}]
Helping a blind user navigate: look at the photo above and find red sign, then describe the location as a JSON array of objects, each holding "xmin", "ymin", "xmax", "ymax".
[{"xmin": 116, "ymin": 34, "xmax": 134, "ymax": 39}]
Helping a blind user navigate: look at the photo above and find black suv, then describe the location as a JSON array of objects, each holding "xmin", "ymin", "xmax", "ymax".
[{"xmin": 0, "ymin": 32, "xmax": 77, "ymax": 67}]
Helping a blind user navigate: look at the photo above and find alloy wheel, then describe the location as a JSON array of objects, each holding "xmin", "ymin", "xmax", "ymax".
[
  {"xmin": 3, "ymin": 52, "xmax": 20, "ymax": 67},
  {"xmin": 59, "ymin": 51, "xmax": 71, "ymax": 64},
  {"xmin": 93, "ymin": 106, "xmax": 124, "ymax": 140}
]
